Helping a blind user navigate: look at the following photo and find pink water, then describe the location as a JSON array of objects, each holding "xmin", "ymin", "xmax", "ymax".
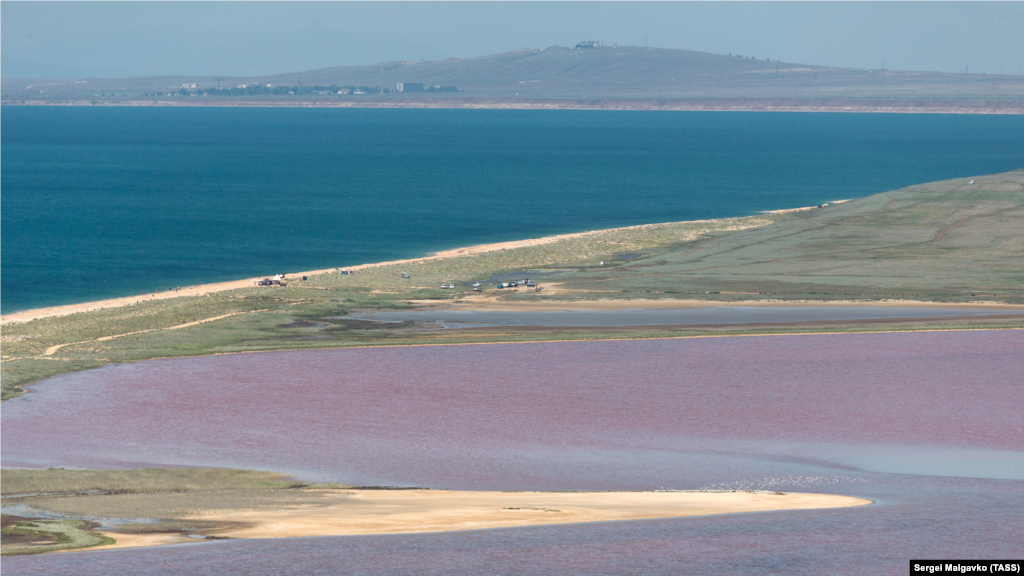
[{"xmin": 3, "ymin": 331, "xmax": 1022, "ymax": 574}]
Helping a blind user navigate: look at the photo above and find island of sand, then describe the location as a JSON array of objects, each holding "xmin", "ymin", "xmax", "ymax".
[
  {"xmin": 1, "ymin": 467, "xmax": 870, "ymax": 555},
  {"xmin": 94, "ymin": 489, "xmax": 870, "ymax": 551}
]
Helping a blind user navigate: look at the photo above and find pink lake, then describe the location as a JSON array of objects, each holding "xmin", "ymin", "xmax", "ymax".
[{"xmin": 3, "ymin": 330, "xmax": 1022, "ymax": 575}]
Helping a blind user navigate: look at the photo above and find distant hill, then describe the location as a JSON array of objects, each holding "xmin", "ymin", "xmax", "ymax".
[{"xmin": 4, "ymin": 45, "xmax": 1023, "ymax": 110}]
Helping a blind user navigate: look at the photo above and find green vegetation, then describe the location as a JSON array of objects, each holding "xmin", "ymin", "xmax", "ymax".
[
  {"xmin": 2, "ymin": 170, "xmax": 1022, "ymax": 401},
  {"xmin": 311, "ymin": 213, "xmax": 777, "ymax": 292},
  {"xmin": 6, "ymin": 487, "xmax": 343, "ymax": 524},
  {"xmin": 0, "ymin": 214, "xmax": 778, "ymax": 400},
  {"xmin": 547, "ymin": 170, "xmax": 1024, "ymax": 302},
  {"xmin": 1, "ymin": 468, "xmax": 309, "ymax": 495},
  {"xmin": 2, "ymin": 517, "xmax": 115, "ymax": 556},
  {"xmin": 4, "ymin": 172, "xmax": 1020, "ymax": 556},
  {"xmin": 1, "ymin": 468, "xmax": 350, "ymax": 555}
]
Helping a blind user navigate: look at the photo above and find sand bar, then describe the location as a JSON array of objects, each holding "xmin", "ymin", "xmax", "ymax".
[{"xmin": 86, "ymin": 489, "xmax": 870, "ymax": 552}]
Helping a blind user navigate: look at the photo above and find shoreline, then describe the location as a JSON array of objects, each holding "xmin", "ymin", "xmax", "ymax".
[
  {"xmin": 440, "ymin": 297, "xmax": 1024, "ymax": 312},
  {"xmin": 82, "ymin": 489, "xmax": 871, "ymax": 552},
  {"xmin": 6, "ymin": 203, "xmax": 1022, "ymax": 326},
  {"xmin": 4, "ymin": 97, "xmax": 1023, "ymax": 115},
  {"xmin": 0, "ymin": 212, "xmax": 806, "ymax": 325}
]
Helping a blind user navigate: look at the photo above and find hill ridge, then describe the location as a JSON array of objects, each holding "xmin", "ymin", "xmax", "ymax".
[{"xmin": 4, "ymin": 45, "xmax": 1022, "ymax": 106}]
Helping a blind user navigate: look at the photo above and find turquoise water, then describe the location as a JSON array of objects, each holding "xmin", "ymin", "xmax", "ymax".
[{"xmin": 2, "ymin": 108, "xmax": 1022, "ymax": 313}]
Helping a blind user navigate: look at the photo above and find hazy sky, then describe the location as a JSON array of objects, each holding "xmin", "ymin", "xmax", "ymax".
[{"xmin": 3, "ymin": 2, "xmax": 1022, "ymax": 79}]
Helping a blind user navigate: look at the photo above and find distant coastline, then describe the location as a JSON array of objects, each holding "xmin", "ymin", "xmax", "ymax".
[{"xmin": 4, "ymin": 97, "xmax": 1023, "ymax": 114}]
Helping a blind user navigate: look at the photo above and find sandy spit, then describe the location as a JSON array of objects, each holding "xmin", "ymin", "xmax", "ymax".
[
  {"xmin": 7, "ymin": 205, "xmax": 1021, "ymax": 326},
  {"xmin": 88, "ymin": 489, "xmax": 870, "ymax": 552},
  {"xmin": 0, "ymin": 216, "xmax": 775, "ymax": 326}
]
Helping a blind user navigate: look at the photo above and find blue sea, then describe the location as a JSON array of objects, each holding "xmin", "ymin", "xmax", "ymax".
[{"xmin": 2, "ymin": 107, "xmax": 1023, "ymax": 313}]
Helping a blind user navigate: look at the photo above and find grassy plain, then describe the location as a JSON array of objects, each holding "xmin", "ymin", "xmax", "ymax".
[
  {"xmin": 0, "ymin": 468, "xmax": 326, "ymax": 495},
  {"xmin": 2, "ymin": 171, "xmax": 1020, "ymax": 555},
  {"xmin": 547, "ymin": 169, "xmax": 1024, "ymax": 300},
  {"xmin": 1, "ymin": 517, "xmax": 115, "ymax": 556},
  {"xmin": 2, "ymin": 170, "xmax": 1022, "ymax": 401},
  {"xmin": 0, "ymin": 468, "xmax": 347, "ymax": 555},
  {"xmin": 0, "ymin": 214, "xmax": 778, "ymax": 400},
  {"xmin": 2, "ymin": 469, "xmax": 346, "ymax": 523}
]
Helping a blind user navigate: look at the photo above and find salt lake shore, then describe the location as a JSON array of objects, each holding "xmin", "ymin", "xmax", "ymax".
[
  {"xmin": 87, "ymin": 490, "xmax": 871, "ymax": 552},
  {"xmin": 3, "ymin": 172, "xmax": 1018, "ymax": 564},
  {"xmin": 3, "ymin": 171, "xmax": 1021, "ymax": 405}
]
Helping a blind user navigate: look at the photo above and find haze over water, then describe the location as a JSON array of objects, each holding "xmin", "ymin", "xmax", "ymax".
[
  {"xmin": 3, "ymin": 331, "xmax": 1022, "ymax": 574},
  {"xmin": 3, "ymin": 108, "xmax": 1023, "ymax": 313}
]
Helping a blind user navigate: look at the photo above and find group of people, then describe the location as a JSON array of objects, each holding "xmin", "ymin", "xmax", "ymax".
[{"xmin": 142, "ymin": 285, "xmax": 198, "ymax": 296}]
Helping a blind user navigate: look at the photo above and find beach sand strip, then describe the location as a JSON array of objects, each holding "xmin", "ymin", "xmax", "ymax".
[
  {"xmin": 87, "ymin": 489, "xmax": 870, "ymax": 552},
  {"xmin": 0, "ymin": 214, "xmax": 790, "ymax": 326}
]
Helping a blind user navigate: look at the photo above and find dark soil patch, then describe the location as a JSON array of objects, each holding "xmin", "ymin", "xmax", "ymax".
[
  {"xmin": 1, "ymin": 530, "xmax": 60, "ymax": 546},
  {"xmin": 330, "ymin": 319, "xmax": 418, "ymax": 331},
  {"xmin": 278, "ymin": 320, "xmax": 335, "ymax": 329}
]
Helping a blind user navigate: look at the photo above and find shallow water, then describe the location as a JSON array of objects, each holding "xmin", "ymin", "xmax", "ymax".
[
  {"xmin": 2, "ymin": 331, "xmax": 1021, "ymax": 574},
  {"xmin": 347, "ymin": 306, "xmax": 1021, "ymax": 329}
]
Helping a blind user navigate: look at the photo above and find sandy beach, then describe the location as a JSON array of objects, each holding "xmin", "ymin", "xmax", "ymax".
[
  {"xmin": 86, "ymin": 489, "xmax": 870, "ymax": 552},
  {"xmin": 5, "ymin": 204, "xmax": 1022, "ymax": 327},
  {"xmin": 0, "ymin": 214, "xmax": 804, "ymax": 326}
]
